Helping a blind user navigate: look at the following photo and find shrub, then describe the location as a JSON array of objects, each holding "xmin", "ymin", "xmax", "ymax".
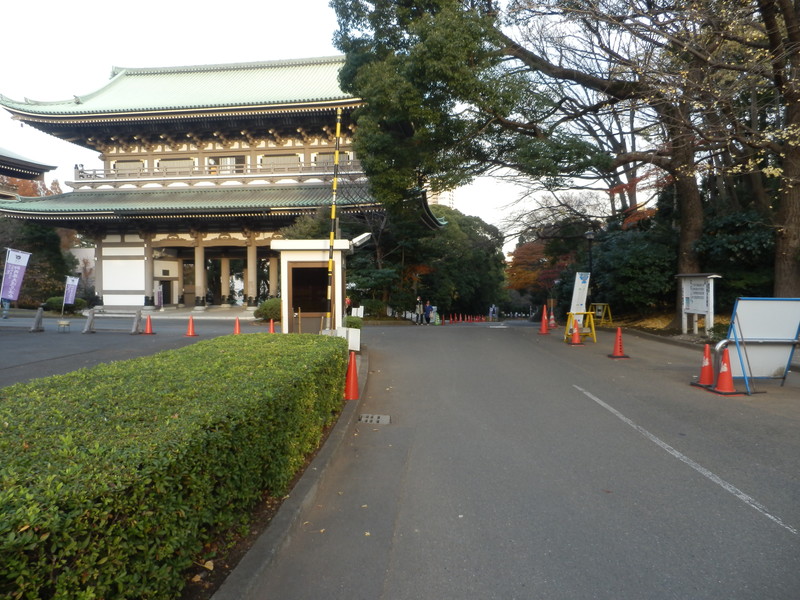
[
  {"xmin": 344, "ymin": 315, "xmax": 363, "ymax": 329},
  {"xmin": 42, "ymin": 296, "xmax": 88, "ymax": 314},
  {"xmin": 254, "ymin": 297, "xmax": 281, "ymax": 321},
  {"xmin": 0, "ymin": 334, "xmax": 348, "ymax": 599}
]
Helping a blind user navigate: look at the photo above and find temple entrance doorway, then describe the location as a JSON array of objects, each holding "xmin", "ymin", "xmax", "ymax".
[{"xmin": 287, "ymin": 263, "xmax": 329, "ymax": 333}]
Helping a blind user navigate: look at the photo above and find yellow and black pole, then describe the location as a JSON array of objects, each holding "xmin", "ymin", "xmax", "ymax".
[{"xmin": 324, "ymin": 108, "xmax": 342, "ymax": 331}]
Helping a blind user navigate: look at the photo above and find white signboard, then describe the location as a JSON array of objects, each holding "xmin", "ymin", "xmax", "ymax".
[
  {"xmin": 683, "ymin": 279, "xmax": 710, "ymax": 314},
  {"xmin": 726, "ymin": 297, "xmax": 800, "ymax": 391},
  {"xmin": 678, "ymin": 274, "xmax": 720, "ymax": 336},
  {"xmin": 570, "ymin": 272, "xmax": 590, "ymax": 324}
]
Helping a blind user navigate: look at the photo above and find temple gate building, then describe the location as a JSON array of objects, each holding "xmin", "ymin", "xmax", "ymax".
[{"xmin": 0, "ymin": 56, "xmax": 379, "ymax": 317}]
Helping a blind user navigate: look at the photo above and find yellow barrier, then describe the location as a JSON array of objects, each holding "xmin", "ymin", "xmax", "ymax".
[
  {"xmin": 590, "ymin": 303, "xmax": 613, "ymax": 327},
  {"xmin": 565, "ymin": 312, "xmax": 597, "ymax": 343}
]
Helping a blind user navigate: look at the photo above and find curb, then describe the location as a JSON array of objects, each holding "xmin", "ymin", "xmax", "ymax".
[
  {"xmin": 603, "ymin": 326, "xmax": 708, "ymax": 352},
  {"xmin": 211, "ymin": 350, "xmax": 369, "ymax": 600}
]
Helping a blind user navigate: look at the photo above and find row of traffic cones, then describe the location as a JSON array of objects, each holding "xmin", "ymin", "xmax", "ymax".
[
  {"xmin": 560, "ymin": 312, "xmax": 629, "ymax": 358},
  {"xmin": 538, "ymin": 305, "xmax": 560, "ymax": 335},
  {"xmin": 691, "ymin": 344, "xmax": 741, "ymax": 395},
  {"xmin": 544, "ymin": 316, "xmax": 740, "ymax": 393},
  {"xmin": 539, "ymin": 306, "xmax": 550, "ymax": 335},
  {"xmin": 141, "ymin": 315, "xmax": 273, "ymax": 336},
  {"xmin": 445, "ymin": 314, "xmax": 489, "ymax": 323}
]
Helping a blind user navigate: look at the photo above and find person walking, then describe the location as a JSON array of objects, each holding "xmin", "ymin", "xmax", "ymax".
[
  {"xmin": 415, "ymin": 296, "xmax": 424, "ymax": 324},
  {"xmin": 423, "ymin": 300, "xmax": 433, "ymax": 325}
]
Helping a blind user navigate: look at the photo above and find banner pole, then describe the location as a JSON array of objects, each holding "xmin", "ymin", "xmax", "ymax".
[
  {"xmin": 0, "ymin": 248, "xmax": 9, "ymax": 305},
  {"xmin": 324, "ymin": 108, "xmax": 342, "ymax": 332}
]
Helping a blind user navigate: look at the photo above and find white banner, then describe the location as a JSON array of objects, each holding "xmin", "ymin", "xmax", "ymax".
[
  {"xmin": 1, "ymin": 248, "xmax": 32, "ymax": 302},
  {"xmin": 64, "ymin": 276, "xmax": 80, "ymax": 305},
  {"xmin": 570, "ymin": 272, "xmax": 591, "ymax": 325}
]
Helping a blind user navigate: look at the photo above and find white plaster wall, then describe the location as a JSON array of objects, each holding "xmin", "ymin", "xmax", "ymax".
[
  {"xmin": 103, "ymin": 247, "xmax": 144, "ymax": 257},
  {"xmin": 102, "ymin": 260, "xmax": 144, "ymax": 293}
]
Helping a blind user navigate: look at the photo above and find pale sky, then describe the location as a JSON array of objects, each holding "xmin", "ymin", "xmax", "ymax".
[{"xmin": 0, "ymin": 0, "xmax": 527, "ymax": 247}]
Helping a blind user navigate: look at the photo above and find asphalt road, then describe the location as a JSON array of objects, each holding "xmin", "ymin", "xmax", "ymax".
[
  {"xmin": 240, "ymin": 321, "xmax": 800, "ymax": 600},
  {"xmin": 3, "ymin": 313, "xmax": 797, "ymax": 599},
  {"xmin": 0, "ymin": 309, "xmax": 257, "ymax": 387}
]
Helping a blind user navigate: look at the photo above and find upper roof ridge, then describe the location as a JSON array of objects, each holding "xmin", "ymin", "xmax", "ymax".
[{"xmin": 109, "ymin": 55, "xmax": 346, "ymax": 78}]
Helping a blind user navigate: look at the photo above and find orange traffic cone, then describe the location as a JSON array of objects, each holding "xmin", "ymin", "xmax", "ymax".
[
  {"xmin": 184, "ymin": 315, "xmax": 198, "ymax": 337},
  {"xmin": 709, "ymin": 347, "xmax": 741, "ymax": 395},
  {"xmin": 269, "ymin": 319, "xmax": 275, "ymax": 334},
  {"xmin": 538, "ymin": 305, "xmax": 550, "ymax": 335},
  {"xmin": 549, "ymin": 310, "xmax": 557, "ymax": 329},
  {"xmin": 568, "ymin": 316, "xmax": 584, "ymax": 346},
  {"xmin": 142, "ymin": 315, "xmax": 155, "ymax": 335},
  {"xmin": 233, "ymin": 317, "xmax": 241, "ymax": 335},
  {"xmin": 691, "ymin": 344, "xmax": 714, "ymax": 388},
  {"xmin": 608, "ymin": 327, "xmax": 629, "ymax": 358},
  {"xmin": 344, "ymin": 351, "xmax": 359, "ymax": 400}
]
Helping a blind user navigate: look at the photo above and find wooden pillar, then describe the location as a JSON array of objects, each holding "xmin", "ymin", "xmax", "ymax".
[
  {"xmin": 246, "ymin": 241, "xmax": 258, "ymax": 306},
  {"xmin": 94, "ymin": 238, "xmax": 104, "ymax": 304},
  {"xmin": 143, "ymin": 233, "xmax": 155, "ymax": 307},
  {"xmin": 177, "ymin": 258, "xmax": 185, "ymax": 306},
  {"xmin": 269, "ymin": 256, "xmax": 279, "ymax": 298},
  {"xmin": 193, "ymin": 237, "xmax": 206, "ymax": 308},
  {"xmin": 220, "ymin": 257, "xmax": 231, "ymax": 303}
]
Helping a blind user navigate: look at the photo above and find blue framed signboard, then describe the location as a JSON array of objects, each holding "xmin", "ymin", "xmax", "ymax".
[{"xmin": 725, "ymin": 297, "xmax": 800, "ymax": 393}]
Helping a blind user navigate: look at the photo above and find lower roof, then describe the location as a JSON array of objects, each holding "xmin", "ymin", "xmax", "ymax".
[
  {"xmin": 0, "ymin": 146, "xmax": 55, "ymax": 179},
  {"xmin": 0, "ymin": 183, "xmax": 374, "ymax": 217},
  {"xmin": 0, "ymin": 182, "xmax": 445, "ymax": 232}
]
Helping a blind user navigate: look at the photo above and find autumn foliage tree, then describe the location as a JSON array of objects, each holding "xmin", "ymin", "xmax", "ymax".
[
  {"xmin": 0, "ymin": 176, "xmax": 75, "ymax": 306},
  {"xmin": 506, "ymin": 240, "xmax": 558, "ymax": 299}
]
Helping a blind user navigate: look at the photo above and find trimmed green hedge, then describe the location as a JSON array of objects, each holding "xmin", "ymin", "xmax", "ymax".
[
  {"xmin": 0, "ymin": 334, "xmax": 348, "ymax": 599},
  {"xmin": 343, "ymin": 316, "xmax": 363, "ymax": 329},
  {"xmin": 43, "ymin": 296, "xmax": 88, "ymax": 314},
  {"xmin": 253, "ymin": 298, "xmax": 281, "ymax": 322}
]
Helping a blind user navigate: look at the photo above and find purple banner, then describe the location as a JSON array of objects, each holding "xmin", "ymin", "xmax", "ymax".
[
  {"xmin": 1, "ymin": 249, "xmax": 31, "ymax": 302},
  {"xmin": 64, "ymin": 276, "xmax": 80, "ymax": 305}
]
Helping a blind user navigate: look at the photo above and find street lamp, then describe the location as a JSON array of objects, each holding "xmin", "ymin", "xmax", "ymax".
[
  {"xmin": 584, "ymin": 230, "xmax": 595, "ymax": 303},
  {"xmin": 584, "ymin": 230, "xmax": 595, "ymax": 274}
]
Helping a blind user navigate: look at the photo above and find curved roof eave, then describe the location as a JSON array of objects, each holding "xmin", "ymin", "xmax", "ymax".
[
  {"xmin": 2, "ymin": 99, "xmax": 363, "ymax": 124},
  {"xmin": 0, "ymin": 56, "xmax": 360, "ymax": 118},
  {"xmin": 0, "ymin": 185, "xmax": 380, "ymax": 221}
]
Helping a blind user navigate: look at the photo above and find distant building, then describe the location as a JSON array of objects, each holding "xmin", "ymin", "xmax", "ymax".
[
  {"xmin": 427, "ymin": 189, "xmax": 455, "ymax": 208},
  {"xmin": 0, "ymin": 146, "xmax": 54, "ymax": 197}
]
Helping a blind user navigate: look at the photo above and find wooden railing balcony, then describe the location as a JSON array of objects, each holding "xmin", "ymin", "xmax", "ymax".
[{"xmin": 68, "ymin": 160, "xmax": 365, "ymax": 189}]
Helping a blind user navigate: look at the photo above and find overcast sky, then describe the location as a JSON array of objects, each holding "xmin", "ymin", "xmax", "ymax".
[{"xmin": 1, "ymin": 0, "xmax": 526, "ymax": 247}]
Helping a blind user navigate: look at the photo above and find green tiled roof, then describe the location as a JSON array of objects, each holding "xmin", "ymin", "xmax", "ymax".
[
  {"xmin": 0, "ymin": 184, "xmax": 376, "ymax": 219},
  {"xmin": 0, "ymin": 146, "xmax": 55, "ymax": 178},
  {"xmin": 0, "ymin": 56, "xmax": 357, "ymax": 116}
]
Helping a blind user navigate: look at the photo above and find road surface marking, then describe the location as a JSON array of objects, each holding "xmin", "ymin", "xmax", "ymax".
[{"xmin": 574, "ymin": 385, "xmax": 797, "ymax": 536}]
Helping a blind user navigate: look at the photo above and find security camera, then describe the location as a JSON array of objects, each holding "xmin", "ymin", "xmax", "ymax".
[{"xmin": 351, "ymin": 232, "xmax": 372, "ymax": 247}]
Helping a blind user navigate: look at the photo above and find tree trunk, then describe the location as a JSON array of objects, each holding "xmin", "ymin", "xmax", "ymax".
[
  {"xmin": 675, "ymin": 174, "xmax": 704, "ymax": 275},
  {"xmin": 774, "ymin": 146, "xmax": 800, "ymax": 297},
  {"xmin": 757, "ymin": 0, "xmax": 800, "ymax": 296}
]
